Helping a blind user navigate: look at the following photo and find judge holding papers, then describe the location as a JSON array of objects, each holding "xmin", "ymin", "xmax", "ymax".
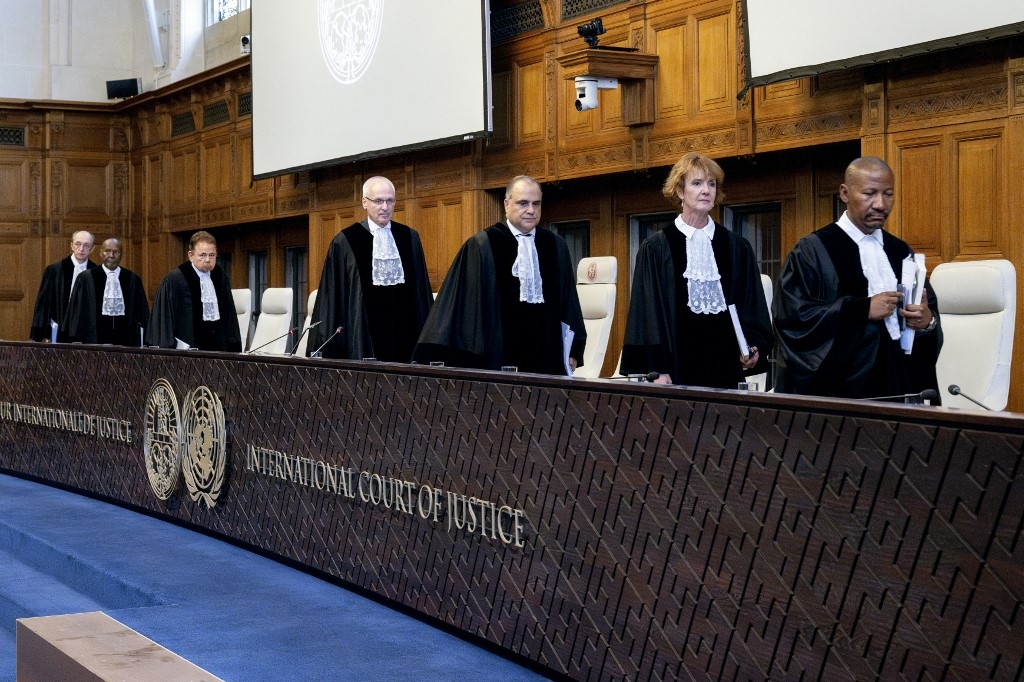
[
  {"xmin": 773, "ymin": 157, "xmax": 942, "ymax": 402},
  {"xmin": 620, "ymin": 153, "xmax": 772, "ymax": 388},
  {"xmin": 148, "ymin": 231, "xmax": 242, "ymax": 352},
  {"xmin": 413, "ymin": 175, "xmax": 586, "ymax": 375}
]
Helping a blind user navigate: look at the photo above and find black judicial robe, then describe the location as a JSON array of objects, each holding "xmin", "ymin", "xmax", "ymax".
[
  {"xmin": 306, "ymin": 220, "xmax": 433, "ymax": 361},
  {"xmin": 147, "ymin": 263, "xmax": 241, "ymax": 352},
  {"xmin": 30, "ymin": 256, "xmax": 97, "ymax": 342},
  {"xmin": 773, "ymin": 223, "xmax": 942, "ymax": 401},
  {"xmin": 64, "ymin": 266, "xmax": 149, "ymax": 346},
  {"xmin": 620, "ymin": 223, "xmax": 773, "ymax": 388},
  {"xmin": 413, "ymin": 223, "xmax": 587, "ymax": 376}
]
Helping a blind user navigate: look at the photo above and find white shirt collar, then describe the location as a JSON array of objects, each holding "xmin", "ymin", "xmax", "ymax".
[
  {"xmin": 368, "ymin": 219, "xmax": 391, "ymax": 233},
  {"xmin": 675, "ymin": 214, "xmax": 715, "ymax": 240},
  {"xmin": 191, "ymin": 264, "xmax": 211, "ymax": 278},
  {"xmin": 104, "ymin": 265, "xmax": 121, "ymax": 276},
  {"xmin": 837, "ymin": 211, "xmax": 883, "ymax": 246},
  {"xmin": 72, "ymin": 256, "xmax": 89, "ymax": 268},
  {"xmin": 507, "ymin": 221, "xmax": 533, "ymax": 237}
]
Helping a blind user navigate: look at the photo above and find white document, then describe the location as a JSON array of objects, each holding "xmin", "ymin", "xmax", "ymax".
[
  {"xmin": 174, "ymin": 337, "xmax": 191, "ymax": 350},
  {"xmin": 562, "ymin": 322, "xmax": 575, "ymax": 375},
  {"xmin": 49, "ymin": 319, "xmax": 58, "ymax": 344},
  {"xmin": 728, "ymin": 304, "xmax": 750, "ymax": 359},
  {"xmin": 899, "ymin": 254, "xmax": 927, "ymax": 354}
]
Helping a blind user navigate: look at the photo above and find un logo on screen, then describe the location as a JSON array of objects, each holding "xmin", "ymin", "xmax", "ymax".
[
  {"xmin": 143, "ymin": 380, "xmax": 227, "ymax": 508},
  {"xmin": 318, "ymin": 0, "xmax": 384, "ymax": 85}
]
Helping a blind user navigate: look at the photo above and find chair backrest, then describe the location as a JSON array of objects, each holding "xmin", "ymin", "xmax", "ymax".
[
  {"xmin": 295, "ymin": 289, "xmax": 318, "ymax": 357},
  {"xmin": 572, "ymin": 256, "xmax": 617, "ymax": 379},
  {"xmin": 930, "ymin": 259, "xmax": 1016, "ymax": 410},
  {"xmin": 232, "ymin": 288, "xmax": 252, "ymax": 351},
  {"xmin": 247, "ymin": 287, "xmax": 294, "ymax": 355}
]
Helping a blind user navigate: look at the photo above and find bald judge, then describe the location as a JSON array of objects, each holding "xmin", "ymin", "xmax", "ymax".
[
  {"xmin": 65, "ymin": 238, "xmax": 149, "ymax": 346},
  {"xmin": 773, "ymin": 156, "xmax": 942, "ymax": 401},
  {"xmin": 305, "ymin": 176, "xmax": 434, "ymax": 361},
  {"xmin": 413, "ymin": 175, "xmax": 587, "ymax": 375}
]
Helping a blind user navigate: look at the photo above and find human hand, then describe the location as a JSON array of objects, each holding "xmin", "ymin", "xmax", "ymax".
[
  {"xmin": 900, "ymin": 287, "xmax": 933, "ymax": 331},
  {"xmin": 869, "ymin": 291, "xmax": 903, "ymax": 321},
  {"xmin": 740, "ymin": 347, "xmax": 759, "ymax": 370}
]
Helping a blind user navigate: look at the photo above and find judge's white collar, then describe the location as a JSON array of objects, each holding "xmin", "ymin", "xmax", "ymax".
[
  {"xmin": 674, "ymin": 214, "xmax": 715, "ymax": 240},
  {"xmin": 837, "ymin": 211, "xmax": 884, "ymax": 245}
]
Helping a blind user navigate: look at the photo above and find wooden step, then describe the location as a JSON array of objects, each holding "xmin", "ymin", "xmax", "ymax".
[{"xmin": 16, "ymin": 611, "xmax": 222, "ymax": 682}]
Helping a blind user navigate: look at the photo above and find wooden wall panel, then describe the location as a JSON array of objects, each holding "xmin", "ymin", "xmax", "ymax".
[
  {"xmin": 653, "ymin": 23, "xmax": 687, "ymax": 119},
  {"xmin": 65, "ymin": 161, "xmax": 108, "ymax": 216},
  {"xmin": 201, "ymin": 137, "xmax": 234, "ymax": 205},
  {"xmin": 892, "ymin": 138, "xmax": 943, "ymax": 255},
  {"xmin": 954, "ymin": 130, "xmax": 1003, "ymax": 256},
  {"xmin": 0, "ymin": 162, "xmax": 24, "ymax": 214},
  {"xmin": 518, "ymin": 60, "xmax": 546, "ymax": 144},
  {"xmin": 695, "ymin": 11, "xmax": 732, "ymax": 113}
]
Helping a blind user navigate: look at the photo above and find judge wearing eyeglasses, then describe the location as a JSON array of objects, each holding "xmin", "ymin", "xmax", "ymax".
[{"xmin": 306, "ymin": 176, "xmax": 434, "ymax": 361}]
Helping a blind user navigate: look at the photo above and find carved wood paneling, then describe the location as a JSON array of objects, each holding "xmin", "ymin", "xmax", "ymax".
[
  {"xmin": 653, "ymin": 23, "xmax": 688, "ymax": 119},
  {"xmin": 65, "ymin": 161, "xmax": 108, "ymax": 216},
  {"xmin": 518, "ymin": 61, "xmax": 546, "ymax": 144},
  {"xmin": 696, "ymin": 11, "xmax": 732, "ymax": 113},
  {"xmin": 892, "ymin": 138, "xmax": 943, "ymax": 256},
  {"xmin": 0, "ymin": 162, "xmax": 23, "ymax": 214},
  {"xmin": 954, "ymin": 130, "xmax": 1003, "ymax": 256}
]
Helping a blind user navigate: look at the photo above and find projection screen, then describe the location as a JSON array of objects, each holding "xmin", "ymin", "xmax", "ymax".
[
  {"xmin": 741, "ymin": 0, "xmax": 1024, "ymax": 93},
  {"xmin": 252, "ymin": 0, "xmax": 491, "ymax": 179}
]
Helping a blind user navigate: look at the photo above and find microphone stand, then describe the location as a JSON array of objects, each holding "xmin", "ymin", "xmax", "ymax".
[
  {"xmin": 855, "ymin": 389, "xmax": 939, "ymax": 404},
  {"xmin": 948, "ymin": 384, "xmax": 992, "ymax": 410},
  {"xmin": 246, "ymin": 326, "xmax": 298, "ymax": 354},
  {"xmin": 309, "ymin": 326, "xmax": 343, "ymax": 357},
  {"xmin": 289, "ymin": 320, "xmax": 322, "ymax": 356}
]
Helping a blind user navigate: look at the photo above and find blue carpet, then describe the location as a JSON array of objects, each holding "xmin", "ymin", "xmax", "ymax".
[{"xmin": 0, "ymin": 473, "xmax": 548, "ymax": 681}]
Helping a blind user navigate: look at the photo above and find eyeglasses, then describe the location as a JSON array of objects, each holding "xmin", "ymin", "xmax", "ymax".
[
  {"xmin": 365, "ymin": 197, "xmax": 396, "ymax": 207},
  {"xmin": 73, "ymin": 242, "xmax": 94, "ymax": 249}
]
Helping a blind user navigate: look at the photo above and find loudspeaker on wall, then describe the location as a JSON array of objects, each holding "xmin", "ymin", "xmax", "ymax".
[{"xmin": 106, "ymin": 78, "xmax": 142, "ymax": 100}]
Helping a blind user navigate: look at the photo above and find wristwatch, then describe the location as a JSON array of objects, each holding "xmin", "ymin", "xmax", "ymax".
[{"xmin": 920, "ymin": 315, "xmax": 938, "ymax": 333}]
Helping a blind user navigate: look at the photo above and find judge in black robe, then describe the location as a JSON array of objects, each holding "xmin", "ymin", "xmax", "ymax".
[
  {"xmin": 64, "ymin": 238, "xmax": 149, "ymax": 346},
  {"xmin": 620, "ymin": 224, "xmax": 773, "ymax": 388},
  {"xmin": 773, "ymin": 157, "xmax": 942, "ymax": 401},
  {"xmin": 621, "ymin": 153, "xmax": 772, "ymax": 388},
  {"xmin": 306, "ymin": 177, "xmax": 433, "ymax": 361},
  {"xmin": 413, "ymin": 176, "xmax": 586, "ymax": 375},
  {"xmin": 30, "ymin": 231, "xmax": 97, "ymax": 342},
  {"xmin": 147, "ymin": 232, "xmax": 241, "ymax": 352}
]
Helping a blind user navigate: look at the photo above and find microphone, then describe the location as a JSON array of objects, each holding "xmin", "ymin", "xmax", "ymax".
[
  {"xmin": 948, "ymin": 384, "xmax": 992, "ymax": 410},
  {"xmin": 246, "ymin": 326, "xmax": 299, "ymax": 354},
  {"xmin": 310, "ymin": 326, "xmax": 343, "ymax": 357},
  {"xmin": 604, "ymin": 372, "xmax": 662, "ymax": 382},
  {"xmin": 289, "ymin": 320, "xmax": 321, "ymax": 356},
  {"xmin": 856, "ymin": 388, "xmax": 939, "ymax": 404}
]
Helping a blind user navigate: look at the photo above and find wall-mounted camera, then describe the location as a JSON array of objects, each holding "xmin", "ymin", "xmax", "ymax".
[
  {"xmin": 574, "ymin": 76, "xmax": 618, "ymax": 112},
  {"xmin": 577, "ymin": 18, "xmax": 606, "ymax": 48},
  {"xmin": 240, "ymin": 35, "xmax": 252, "ymax": 55}
]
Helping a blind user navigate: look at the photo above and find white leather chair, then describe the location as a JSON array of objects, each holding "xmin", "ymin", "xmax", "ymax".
[
  {"xmin": 930, "ymin": 259, "xmax": 1016, "ymax": 410},
  {"xmin": 295, "ymin": 289, "xmax": 318, "ymax": 357},
  {"xmin": 573, "ymin": 257, "xmax": 617, "ymax": 379},
  {"xmin": 247, "ymin": 287, "xmax": 294, "ymax": 355},
  {"xmin": 232, "ymin": 288, "xmax": 253, "ymax": 351}
]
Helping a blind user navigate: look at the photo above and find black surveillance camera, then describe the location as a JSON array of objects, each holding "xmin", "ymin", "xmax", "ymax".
[{"xmin": 577, "ymin": 18, "xmax": 605, "ymax": 48}]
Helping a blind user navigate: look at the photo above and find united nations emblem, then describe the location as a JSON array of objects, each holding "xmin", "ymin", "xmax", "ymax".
[
  {"xmin": 180, "ymin": 386, "xmax": 227, "ymax": 508},
  {"xmin": 318, "ymin": 0, "xmax": 384, "ymax": 85},
  {"xmin": 143, "ymin": 379, "xmax": 182, "ymax": 500}
]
